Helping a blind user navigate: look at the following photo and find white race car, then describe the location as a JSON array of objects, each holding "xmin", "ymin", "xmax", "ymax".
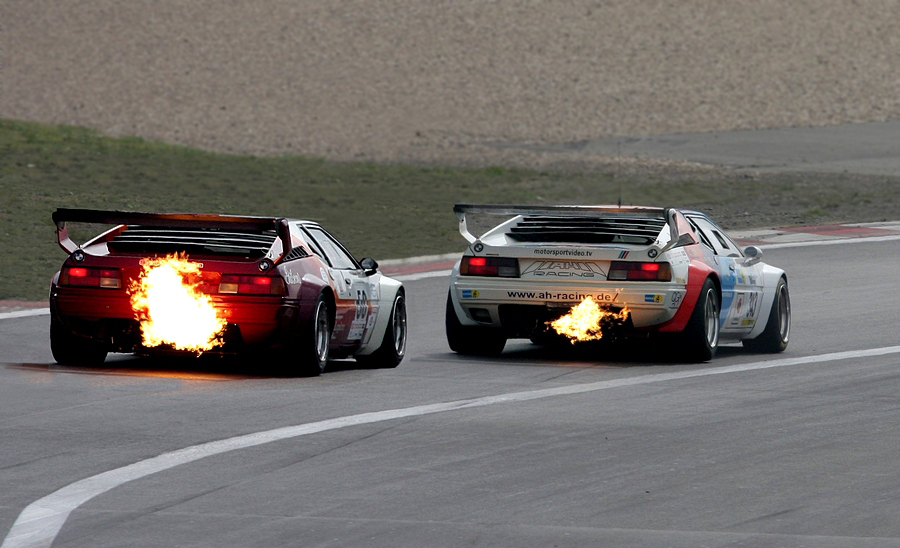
[{"xmin": 446, "ymin": 204, "xmax": 790, "ymax": 362}]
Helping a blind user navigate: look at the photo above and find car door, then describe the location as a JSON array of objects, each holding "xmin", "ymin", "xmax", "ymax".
[
  {"xmin": 688, "ymin": 216, "xmax": 765, "ymax": 335},
  {"xmin": 302, "ymin": 226, "xmax": 377, "ymax": 347}
]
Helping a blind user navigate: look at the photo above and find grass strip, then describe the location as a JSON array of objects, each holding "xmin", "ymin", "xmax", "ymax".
[{"xmin": 1, "ymin": 118, "xmax": 896, "ymax": 301}]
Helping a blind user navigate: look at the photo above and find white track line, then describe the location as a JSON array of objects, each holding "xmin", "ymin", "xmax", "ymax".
[
  {"xmin": 0, "ymin": 309, "xmax": 50, "ymax": 320},
  {"xmin": 395, "ymin": 269, "xmax": 452, "ymax": 281},
  {"xmin": 761, "ymin": 234, "xmax": 900, "ymax": 249},
  {"xmin": 4, "ymin": 345, "xmax": 900, "ymax": 548}
]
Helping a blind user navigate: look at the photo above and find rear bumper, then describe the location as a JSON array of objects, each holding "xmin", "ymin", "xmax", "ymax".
[
  {"xmin": 50, "ymin": 287, "xmax": 301, "ymax": 353},
  {"xmin": 450, "ymin": 277, "xmax": 688, "ymax": 334}
]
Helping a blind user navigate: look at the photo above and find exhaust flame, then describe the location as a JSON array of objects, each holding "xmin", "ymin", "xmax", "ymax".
[
  {"xmin": 548, "ymin": 297, "xmax": 630, "ymax": 343},
  {"xmin": 129, "ymin": 253, "xmax": 226, "ymax": 353}
]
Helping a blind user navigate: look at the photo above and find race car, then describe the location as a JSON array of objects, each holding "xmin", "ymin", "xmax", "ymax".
[
  {"xmin": 446, "ymin": 204, "xmax": 790, "ymax": 362},
  {"xmin": 50, "ymin": 208, "xmax": 406, "ymax": 376}
]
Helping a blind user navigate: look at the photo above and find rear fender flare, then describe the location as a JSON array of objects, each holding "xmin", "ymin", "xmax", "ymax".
[
  {"xmin": 657, "ymin": 261, "xmax": 719, "ymax": 333},
  {"xmin": 446, "ymin": 263, "xmax": 482, "ymax": 328}
]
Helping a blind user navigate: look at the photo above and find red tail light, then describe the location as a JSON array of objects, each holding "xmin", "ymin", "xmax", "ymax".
[
  {"xmin": 218, "ymin": 275, "xmax": 287, "ymax": 295},
  {"xmin": 60, "ymin": 267, "xmax": 122, "ymax": 288},
  {"xmin": 460, "ymin": 256, "xmax": 519, "ymax": 277},
  {"xmin": 608, "ymin": 261, "xmax": 672, "ymax": 281}
]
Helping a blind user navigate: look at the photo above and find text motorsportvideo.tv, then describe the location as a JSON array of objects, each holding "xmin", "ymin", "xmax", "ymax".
[{"xmin": 532, "ymin": 249, "xmax": 594, "ymax": 257}]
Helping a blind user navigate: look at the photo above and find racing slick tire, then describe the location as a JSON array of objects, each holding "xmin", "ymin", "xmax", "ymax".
[
  {"xmin": 445, "ymin": 292, "xmax": 506, "ymax": 356},
  {"xmin": 50, "ymin": 316, "xmax": 108, "ymax": 366},
  {"xmin": 292, "ymin": 294, "xmax": 331, "ymax": 377},
  {"xmin": 678, "ymin": 278, "xmax": 720, "ymax": 362},
  {"xmin": 356, "ymin": 290, "xmax": 407, "ymax": 369},
  {"xmin": 743, "ymin": 277, "xmax": 791, "ymax": 353}
]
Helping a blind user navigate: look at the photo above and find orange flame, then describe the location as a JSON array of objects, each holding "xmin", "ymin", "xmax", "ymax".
[
  {"xmin": 129, "ymin": 253, "xmax": 226, "ymax": 353},
  {"xmin": 548, "ymin": 297, "xmax": 630, "ymax": 343}
]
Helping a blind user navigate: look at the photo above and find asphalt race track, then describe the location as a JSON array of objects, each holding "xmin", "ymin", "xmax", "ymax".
[{"xmin": 2, "ymin": 236, "xmax": 900, "ymax": 547}]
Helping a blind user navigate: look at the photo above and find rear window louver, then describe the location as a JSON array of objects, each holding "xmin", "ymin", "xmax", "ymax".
[
  {"xmin": 108, "ymin": 226, "xmax": 278, "ymax": 257},
  {"xmin": 507, "ymin": 216, "xmax": 667, "ymax": 244}
]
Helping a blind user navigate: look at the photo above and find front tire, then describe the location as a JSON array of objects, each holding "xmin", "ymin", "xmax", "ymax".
[
  {"xmin": 357, "ymin": 290, "xmax": 407, "ymax": 369},
  {"xmin": 743, "ymin": 277, "xmax": 790, "ymax": 353},
  {"xmin": 50, "ymin": 316, "xmax": 108, "ymax": 366},
  {"xmin": 445, "ymin": 292, "xmax": 506, "ymax": 356},
  {"xmin": 679, "ymin": 278, "xmax": 719, "ymax": 362}
]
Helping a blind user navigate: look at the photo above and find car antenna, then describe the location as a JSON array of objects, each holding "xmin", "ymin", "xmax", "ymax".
[{"xmin": 617, "ymin": 140, "xmax": 622, "ymax": 207}]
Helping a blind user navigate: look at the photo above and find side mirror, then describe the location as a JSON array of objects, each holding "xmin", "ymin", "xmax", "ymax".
[
  {"xmin": 360, "ymin": 257, "xmax": 379, "ymax": 276},
  {"xmin": 742, "ymin": 245, "xmax": 763, "ymax": 266}
]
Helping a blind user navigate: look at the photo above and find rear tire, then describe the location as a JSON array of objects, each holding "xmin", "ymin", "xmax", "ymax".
[
  {"xmin": 293, "ymin": 295, "xmax": 331, "ymax": 377},
  {"xmin": 356, "ymin": 290, "xmax": 407, "ymax": 369},
  {"xmin": 678, "ymin": 278, "xmax": 719, "ymax": 362},
  {"xmin": 50, "ymin": 316, "xmax": 108, "ymax": 366},
  {"xmin": 743, "ymin": 277, "xmax": 790, "ymax": 353},
  {"xmin": 445, "ymin": 292, "xmax": 506, "ymax": 356}
]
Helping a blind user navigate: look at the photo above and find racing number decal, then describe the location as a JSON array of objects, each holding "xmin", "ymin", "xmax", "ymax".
[
  {"xmin": 728, "ymin": 291, "xmax": 761, "ymax": 328},
  {"xmin": 355, "ymin": 290, "xmax": 369, "ymax": 321},
  {"xmin": 747, "ymin": 292, "xmax": 759, "ymax": 318},
  {"xmin": 348, "ymin": 289, "xmax": 369, "ymax": 340}
]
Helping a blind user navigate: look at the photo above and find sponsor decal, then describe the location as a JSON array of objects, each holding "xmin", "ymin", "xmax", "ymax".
[
  {"xmin": 284, "ymin": 269, "xmax": 302, "ymax": 285},
  {"xmin": 506, "ymin": 290, "xmax": 618, "ymax": 302},
  {"xmin": 520, "ymin": 260, "xmax": 606, "ymax": 278},
  {"xmin": 462, "ymin": 289, "xmax": 480, "ymax": 299},
  {"xmin": 533, "ymin": 249, "xmax": 594, "ymax": 257},
  {"xmin": 670, "ymin": 292, "xmax": 684, "ymax": 307},
  {"xmin": 645, "ymin": 294, "xmax": 664, "ymax": 304},
  {"xmin": 618, "ymin": 251, "xmax": 629, "ymax": 259},
  {"xmin": 741, "ymin": 318, "xmax": 756, "ymax": 327}
]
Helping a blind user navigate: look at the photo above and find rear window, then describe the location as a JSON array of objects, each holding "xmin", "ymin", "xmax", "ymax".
[
  {"xmin": 507, "ymin": 215, "xmax": 667, "ymax": 245},
  {"xmin": 107, "ymin": 226, "xmax": 278, "ymax": 257}
]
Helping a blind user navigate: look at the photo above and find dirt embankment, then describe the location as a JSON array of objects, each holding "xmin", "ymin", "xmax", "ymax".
[{"xmin": 3, "ymin": 1, "xmax": 899, "ymax": 168}]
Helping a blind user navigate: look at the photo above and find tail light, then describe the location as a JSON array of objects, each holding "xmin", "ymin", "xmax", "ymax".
[
  {"xmin": 608, "ymin": 261, "xmax": 672, "ymax": 281},
  {"xmin": 218, "ymin": 275, "xmax": 287, "ymax": 295},
  {"xmin": 60, "ymin": 267, "xmax": 122, "ymax": 288},
  {"xmin": 460, "ymin": 256, "xmax": 519, "ymax": 277}
]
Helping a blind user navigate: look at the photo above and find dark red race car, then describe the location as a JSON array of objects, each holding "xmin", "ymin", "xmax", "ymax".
[{"xmin": 49, "ymin": 209, "xmax": 406, "ymax": 376}]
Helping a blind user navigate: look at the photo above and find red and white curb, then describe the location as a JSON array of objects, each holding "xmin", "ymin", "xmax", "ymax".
[{"xmin": 733, "ymin": 221, "xmax": 900, "ymax": 247}]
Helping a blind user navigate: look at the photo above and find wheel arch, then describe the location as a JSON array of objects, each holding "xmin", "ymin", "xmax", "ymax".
[{"xmin": 320, "ymin": 287, "xmax": 336, "ymax": 328}]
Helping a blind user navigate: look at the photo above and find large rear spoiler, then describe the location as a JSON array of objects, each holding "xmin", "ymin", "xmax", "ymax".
[
  {"xmin": 452, "ymin": 203, "xmax": 679, "ymax": 247},
  {"xmin": 52, "ymin": 208, "xmax": 292, "ymax": 259}
]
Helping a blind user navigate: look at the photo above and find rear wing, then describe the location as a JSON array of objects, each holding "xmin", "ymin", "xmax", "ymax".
[
  {"xmin": 452, "ymin": 203, "xmax": 681, "ymax": 248},
  {"xmin": 52, "ymin": 208, "xmax": 292, "ymax": 260}
]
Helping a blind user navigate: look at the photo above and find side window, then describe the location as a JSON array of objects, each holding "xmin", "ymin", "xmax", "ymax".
[
  {"xmin": 288, "ymin": 223, "xmax": 321, "ymax": 258},
  {"xmin": 689, "ymin": 216, "xmax": 742, "ymax": 257},
  {"xmin": 687, "ymin": 218, "xmax": 716, "ymax": 252},
  {"xmin": 304, "ymin": 226, "xmax": 359, "ymax": 270},
  {"xmin": 710, "ymin": 230, "xmax": 736, "ymax": 255}
]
